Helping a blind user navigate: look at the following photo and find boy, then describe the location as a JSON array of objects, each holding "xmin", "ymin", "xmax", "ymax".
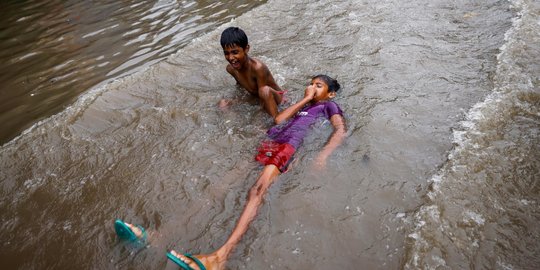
[
  {"xmin": 219, "ymin": 27, "xmax": 285, "ymax": 121},
  {"xmin": 116, "ymin": 75, "xmax": 346, "ymax": 270}
]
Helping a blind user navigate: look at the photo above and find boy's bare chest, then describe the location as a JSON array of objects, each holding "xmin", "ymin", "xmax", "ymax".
[{"xmin": 234, "ymin": 72, "xmax": 258, "ymax": 94}]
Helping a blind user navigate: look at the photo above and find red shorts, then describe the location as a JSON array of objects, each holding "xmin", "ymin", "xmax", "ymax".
[{"xmin": 255, "ymin": 141, "xmax": 295, "ymax": 172}]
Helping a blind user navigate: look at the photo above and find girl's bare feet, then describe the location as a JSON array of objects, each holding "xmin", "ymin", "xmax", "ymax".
[
  {"xmin": 114, "ymin": 219, "xmax": 147, "ymax": 244},
  {"xmin": 124, "ymin": 223, "xmax": 144, "ymax": 238},
  {"xmin": 168, "ymin": 250, "xmax": 226, "ymax": 270}
]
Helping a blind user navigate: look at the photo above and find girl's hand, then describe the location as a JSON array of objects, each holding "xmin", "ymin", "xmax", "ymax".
[
  {"xmin": 304, "ymin": 85, "xmax": 316, "ymax": 100},
  {"xmin": 312, "ymin": 154, "xmax": 328, "ymax": 170}
]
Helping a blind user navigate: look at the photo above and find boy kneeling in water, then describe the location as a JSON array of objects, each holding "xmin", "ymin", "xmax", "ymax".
[
  {"xmin": 219, "ymin": 27, "xmax": 286, "ymax": 120},
  {"xmin": 116, "ymin": 75, "xmax": 346, "ymax": 270}
]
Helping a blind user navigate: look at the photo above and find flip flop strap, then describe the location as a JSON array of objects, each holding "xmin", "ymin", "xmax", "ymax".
[
  {"xmin": 184, "ymin": 253, "xmax": 207, "ymax": 270},
  {"xmin": 167, "ymin": 252, "xmax": 194, "ymax": 270},
  {"xmin": 136, "ymin": 225, "xmax": 147, "ymax": 241}
]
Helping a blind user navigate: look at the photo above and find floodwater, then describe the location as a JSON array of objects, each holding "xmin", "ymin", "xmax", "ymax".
[
  {"xmin": 0, "ymin": 0, "xmax": 267, "ymax": 144},
  {"xmin": 0, "ymin": 0, "xmax": 538, "ymax": 269}
]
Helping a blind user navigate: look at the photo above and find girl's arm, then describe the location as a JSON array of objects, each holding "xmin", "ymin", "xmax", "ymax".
[
  {"xmin": 314, "ymin": 114, "xmax": 347, "ymax": 167},
  {"xmin": 274, "ymin": 86, "xmax": 315, "ymax": 125}
]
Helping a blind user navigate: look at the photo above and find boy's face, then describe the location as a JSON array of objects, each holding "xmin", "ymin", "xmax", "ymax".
[
  {"xmin": 223, "ymin": 44, "xmax": 249, "ymax": 70},
  {"xmin": 309, "ymin": 78, "xmax": 336, "ymax": 102}
]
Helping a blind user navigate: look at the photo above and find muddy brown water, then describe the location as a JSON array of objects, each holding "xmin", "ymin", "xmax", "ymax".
[{"xmin": 1, "ymin": 0, "xmax": 539, "ymax": 269}]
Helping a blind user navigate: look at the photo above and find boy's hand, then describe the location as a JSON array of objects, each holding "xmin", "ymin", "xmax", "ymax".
[
  {"xmin": 218, "ymin": 99, "xmax": 232, "ymax": 109},
  {"xmin": 219, "ymin": 98, "xmax": 238, "ymax": 110}
]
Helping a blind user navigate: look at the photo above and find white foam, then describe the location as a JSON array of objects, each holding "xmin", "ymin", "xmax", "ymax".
[
  {"xmin": 407, "ymin": 1, "xmax": 537, "ymax": 267},
  {"xmin": 464, "ymin": 210, "xmax": 485, "ymax": 225}
]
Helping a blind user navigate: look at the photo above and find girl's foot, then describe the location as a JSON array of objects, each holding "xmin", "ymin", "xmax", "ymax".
[
  {"xmin": 167, "ymin": 250, "xmax": 226, "ymax": 270},
  {"xmin": 114, "ymin": 219, "xmax": 147, "ymax": 243}
]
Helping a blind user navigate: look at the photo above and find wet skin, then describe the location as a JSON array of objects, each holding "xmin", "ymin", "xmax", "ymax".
[{"xmin": 222, "ymin": 44, "xmax": 283, "ymax": 119}]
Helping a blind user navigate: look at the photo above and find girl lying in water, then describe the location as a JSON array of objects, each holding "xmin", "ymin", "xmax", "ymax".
[{"xmin": 115, "ymin": 74, "xmax": 346, "ymax": 270}]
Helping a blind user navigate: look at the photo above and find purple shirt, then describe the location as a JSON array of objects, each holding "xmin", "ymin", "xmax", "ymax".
[{"xmin": 267, "ymin": 101, "xmax": 343, "ymax": 149}]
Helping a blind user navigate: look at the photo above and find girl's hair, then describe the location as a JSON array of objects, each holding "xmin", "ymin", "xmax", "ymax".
[
  {"xmin": 312, "ymin": 74, "xmax": 341, "ymax": 92},
  {"xmin": 220, "ymin": 27, "xmax": 248, "ymax": 49}
]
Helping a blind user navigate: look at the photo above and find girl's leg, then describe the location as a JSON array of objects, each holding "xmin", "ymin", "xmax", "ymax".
[{"xmin": 168, "ymin": 165, "xmax": 281, "ymax": 270}]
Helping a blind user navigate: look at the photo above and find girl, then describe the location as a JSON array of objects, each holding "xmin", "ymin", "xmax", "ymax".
[{"xmin": 117, "ymin": 75, "xmax": 346, "ymax": 270}]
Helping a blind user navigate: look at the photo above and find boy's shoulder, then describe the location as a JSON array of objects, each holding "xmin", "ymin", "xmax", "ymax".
[
  {"xmin": 249, "ymin": 57, "xmax": 269, "ymax": 73},
  {"xmin": 231, "ymin": 57, "xmax": 270, "ymax": 78},
  {"xmin": 225, "ymin": 57, "xmax": 267, "ymax": 71}
]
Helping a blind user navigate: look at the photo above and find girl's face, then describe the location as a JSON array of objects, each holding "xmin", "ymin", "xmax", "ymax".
[
  {"xmin": 309, "ymin": 78, "xmax": 336, "ymax": 102},
  {"xmin": 223, "ymin": 44, "xmax": 249, "ymax": 70}
]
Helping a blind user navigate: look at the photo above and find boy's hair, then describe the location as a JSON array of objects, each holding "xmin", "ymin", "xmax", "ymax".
[
  {"xmin": 220, "ymin": 27, "xmax": 248, "ymax": 49},
  {"xmin": 313, "ymin": 74, "xmax": 341, "ymax": 92}
]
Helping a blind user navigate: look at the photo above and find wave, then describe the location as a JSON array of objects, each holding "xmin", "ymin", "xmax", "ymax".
[{"xmin": 404, "ymin": 0, "xmax": 540, "ymax": 268}]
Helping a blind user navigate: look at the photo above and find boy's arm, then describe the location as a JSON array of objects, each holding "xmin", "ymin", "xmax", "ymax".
[
  {"xmin": 255, "ymin": 62, "xmax": 281, "ymax": 91},
  {"xmin": 274, "ymin": 86, "xmax": 315, "ymax": 124},
  {"xmin": 314, "ymin": 114, "xmax": 347, "ymax": 167},
  {"xmin": 219, "ymin": 65, "xmax": 242, "ymax": 109}
]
